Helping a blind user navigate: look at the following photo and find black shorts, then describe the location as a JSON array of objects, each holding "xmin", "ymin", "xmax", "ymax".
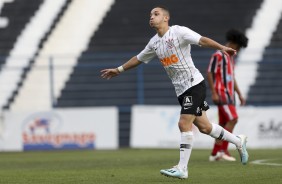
[{"xmin": 177, "ymin": 80, "xmax": 209, "ymax": 116}]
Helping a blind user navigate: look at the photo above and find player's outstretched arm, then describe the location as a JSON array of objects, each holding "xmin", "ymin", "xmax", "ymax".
[
  {"xmin": 199, "ymin": 37, "xmax": 237, "ymax": 56},
  {"xmin": 100, "ymin": 56, "xmax": 142, "ymax": 80}
]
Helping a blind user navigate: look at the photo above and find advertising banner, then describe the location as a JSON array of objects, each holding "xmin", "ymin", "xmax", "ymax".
[
  {"xmin": 0, "ymin": 107, "xmax": 118, "ymax": 151},
  {"xmin": 131, "ymin": 105, "xmax": 282, "ymax": 149}
]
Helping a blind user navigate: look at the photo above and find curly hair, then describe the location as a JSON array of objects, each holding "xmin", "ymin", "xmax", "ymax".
[{"xmin": 226, "ymin": 29, "xmax": 248, "ymax": 48}]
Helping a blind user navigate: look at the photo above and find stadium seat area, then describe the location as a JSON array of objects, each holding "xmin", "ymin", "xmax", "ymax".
[
  {"xmin": 0, "ymin": 0, "xmax": 45, "ymax": 109},
  {"xmin": 247, "ymin": 16, "xmax": 282, "ymax": 105},
  {"xmin": 0, "ymin": 0, "xmax": 72, "ymax": 110},
  {"xmin": 0, "ymin": 0, "xmax": 44, "ymax": 61}
]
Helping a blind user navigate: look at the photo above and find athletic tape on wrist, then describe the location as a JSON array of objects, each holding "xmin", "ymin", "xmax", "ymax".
[{"xmin": 117, "ymin": 66, "xmax": 125, "ymax": 73}]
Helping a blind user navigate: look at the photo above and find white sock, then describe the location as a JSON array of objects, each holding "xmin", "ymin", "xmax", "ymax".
[
  {"xmin": 209, "ymin": 123, "xmax": 241, "ymax": 147},
  {"xmin": 178, "ymin": 131, "xmax": 193, "ymax": 171}
]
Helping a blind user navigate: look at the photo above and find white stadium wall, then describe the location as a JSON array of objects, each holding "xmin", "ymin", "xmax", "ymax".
[
  {"xmin": 1, "ymin": 105, "xmax": 281, "ymax": 152},
  {"xmin": 131, "ymin": 105, "xmax": 282, "ymax": 149}
]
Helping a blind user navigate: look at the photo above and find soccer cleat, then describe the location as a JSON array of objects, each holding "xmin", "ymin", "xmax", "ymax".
[
  {"xmin": 221, "ymin": 153, "xmax": 236, "ymax": 161},
  {"xmin": 209, "ymin": 152, "xmax": 223, "ymax": 161},
  {"xmin": 237, "ymin": 135, "xmax": 249, "ymax": 165},
  {"xmin": 160, "ymin": 165, "xmax": 188, "ymax": 179}
]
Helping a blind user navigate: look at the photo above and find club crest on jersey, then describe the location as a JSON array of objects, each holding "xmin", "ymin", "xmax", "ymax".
[
  {"xmin": 165, "ymin": 38, "xmax": 174, "ymax": 49},
  {"xmin": 183, "ymin": 96, "xmax": 193, "ymax": 107}
]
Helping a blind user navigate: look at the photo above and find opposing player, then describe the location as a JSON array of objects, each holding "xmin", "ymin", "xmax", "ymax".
[
  {"xmin": 207, "ymin": 29, "xmax": 248, "ymax": 162},
  {"xmin": 101, "ymin": 6, "xmax": 248, "ymax": 179}
]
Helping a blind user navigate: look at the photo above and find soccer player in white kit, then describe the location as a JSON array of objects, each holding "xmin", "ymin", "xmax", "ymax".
[{"xmin": 101, "ymin": 6, "xmax": 249, "ymax": 179}]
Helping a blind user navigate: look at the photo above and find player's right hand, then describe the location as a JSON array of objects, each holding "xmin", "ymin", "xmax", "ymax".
[
  {"xmin": 212, "ymin": 92, "xmax": 220, "ymax": 105},
  {"xmin": 222, "ymin": 46, "xmax": 237, "ymax": 56},
  {"xmin": 100, "ymin": 68, "xmax": 120, "ymax": 80}
]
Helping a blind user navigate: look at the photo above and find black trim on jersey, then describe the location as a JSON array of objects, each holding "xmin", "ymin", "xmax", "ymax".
[
  {"xmin": 221, "ymin": 52, "xmax": 232, "ymax": 103},
  {"xmin": 222, "ymin": 52, "xmax": 227, "ymax": 88},
  {"xmin": 226, "ymin": 89, "xmax": 232, "ymax": 104},
  {"xmin": 210, "ymin": 56, "xmax": 217, "ymax": 81}
]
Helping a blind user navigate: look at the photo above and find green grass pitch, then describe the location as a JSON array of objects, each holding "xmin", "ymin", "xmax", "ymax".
[{"xmin": 0, "ymin": 149, "xmax": 281, "ymax": 184}]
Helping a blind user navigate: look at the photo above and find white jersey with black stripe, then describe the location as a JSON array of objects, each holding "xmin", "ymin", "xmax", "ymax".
[{"xmin": 137, "ymin": 25, "xmax": 204, "ymax": 97}]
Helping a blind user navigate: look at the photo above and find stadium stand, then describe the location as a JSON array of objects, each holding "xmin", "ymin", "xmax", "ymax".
[
  {"xmin": 7, "ymin": 0, "xmax": 72, "ymax": 110},
  {"xmin": 247, "ymin": 16, "xmax": 282, "ymax": 105},
  {"xmin": 56, "ymin": 0, "xmax": 264, "ymax": 147},
  {"xmin": 9, "ymin": 0, "xmax": 114, "ymax": 111},
  {"xmin": 0, "ymin": 0, "xmax": 44, "ymax": 109},
  {"xmin": 0, "ymin": 0, "xmax": 43, "ymax": 56},
  {"xmin": 0, "ymin": 0, "xmax": 70, "ymax": 110}
]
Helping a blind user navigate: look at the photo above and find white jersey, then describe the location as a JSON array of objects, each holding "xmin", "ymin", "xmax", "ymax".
[{"xmin": 137, "ymin": 25, "xmax": 204, "ymax": 97}]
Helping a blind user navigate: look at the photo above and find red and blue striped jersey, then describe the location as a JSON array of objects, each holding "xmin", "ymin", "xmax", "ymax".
[{"xmin": 208, "ymin": 51, "xmax": 235, "ymax": 104}]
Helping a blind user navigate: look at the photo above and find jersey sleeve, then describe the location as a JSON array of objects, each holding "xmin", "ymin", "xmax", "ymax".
[
  {"xmin": 176, "ymin": 25, "xmax": 202, "ymax": 45},
  {"xmin": 136, "ymin": 40, "xmax": 156, "ymax": 64}
]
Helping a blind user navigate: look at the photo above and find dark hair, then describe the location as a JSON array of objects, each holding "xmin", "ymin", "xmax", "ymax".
[
  {"xmin": 226, "ymin": 29, "xmax": 248, "ymax": 48},
  {"xmin": 154, "ymin": 5, "xmax": 170, "ymax": 16}
]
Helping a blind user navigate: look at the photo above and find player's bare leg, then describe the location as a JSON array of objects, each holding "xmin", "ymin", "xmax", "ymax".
[
  {"xmin": 194, "ymin": 111, "xmax": 248, "ymax": 164},
  {"xmin": 160, "ymin": 114, "xmax": 195, "ymax": 179},
  {"xmin": 221, "ymin": 119, "xmax": 237, "ymax": 161},
  {"xmin": 210, "ymin": 119, "xmax": 237, "ymax": 161}
]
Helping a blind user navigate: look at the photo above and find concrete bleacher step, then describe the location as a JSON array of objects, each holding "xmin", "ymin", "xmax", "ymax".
[
  {"xmin": 247, "ymin": 13, "xmax": 282, "ymax": 106},
  {"xmin": 58, "ymin": 98, "xmax": 138, "ymax": 107},
  {"xmin": 0, "ymin": 0, "xmax": 44, "ymax": 55}
]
